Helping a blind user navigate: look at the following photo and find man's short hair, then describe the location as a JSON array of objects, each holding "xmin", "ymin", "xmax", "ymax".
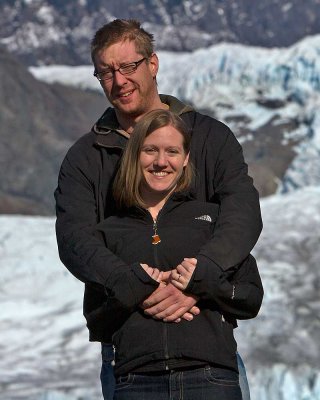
[{"xmin": 91, "ymin": 19, "xmax": 155, "ymax": 62}]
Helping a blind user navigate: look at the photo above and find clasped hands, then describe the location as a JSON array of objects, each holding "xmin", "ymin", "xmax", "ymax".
[{"xmin": 140, "ymin": 258, "xmax": 199, "ymax": 323}]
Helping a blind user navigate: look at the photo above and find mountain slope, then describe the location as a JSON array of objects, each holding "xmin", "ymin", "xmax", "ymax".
[
  {"xmin": 1, "ymin": 0, "xmax": 320, "ymax": 65},
  {"xmin": 0, "ymin": 46, "xmax": 107, "ymax": 215}
]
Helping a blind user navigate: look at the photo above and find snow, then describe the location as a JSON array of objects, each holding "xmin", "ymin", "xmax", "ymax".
[
  {"xmin": 234, "ymin": 187, "xmax": 320, "ymax": 400},
  {"xmin": 28, "ymin": 34, "xmax": 320, "ymax": 98},
  {"xmin": 0, "ymin": 216, "xmax": 101, "ymax": 400},
  {"xmin": 1, "ymin": 186, "xmax": 320, "ymax": 400},
  {"xmin": 29, "ymin": 34, "xmax": 320, "ymax": 192},
  {"xmin": 37, "ymin": 5, "xmax": 55, "ymax": 25},
  {"xmin": 9, "ymin": 33, "xmax": 320, "ymax": 399},
  {"xmin": 29, "ymin": 65, "xmax": 102, "ymax": 91}
]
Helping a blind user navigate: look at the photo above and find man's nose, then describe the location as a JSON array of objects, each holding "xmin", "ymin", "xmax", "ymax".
[{"xmin": 112, "ymin": 70, "xmax": 128, "ymax": 86}]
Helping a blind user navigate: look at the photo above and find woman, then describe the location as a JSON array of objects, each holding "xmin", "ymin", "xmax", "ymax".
[{"xmin": 92, "ymin": 109, "xmax": 263, "ymax": 400}]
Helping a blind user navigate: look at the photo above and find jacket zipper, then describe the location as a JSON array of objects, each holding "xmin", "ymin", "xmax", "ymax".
[
  {"xmin": 150, "ymin": 210, "xmax": 163, "ymax": 267},
  {"xmin": 152, "ymin": 219, "xmax": 161, "ymax": 245},
  {"xmin": 148, "ymin": 209, "xmax": 170, "ymax": 368},
  {"xmin": 163, "ymin": 322, "xmax": 169, "ymax": 370}
]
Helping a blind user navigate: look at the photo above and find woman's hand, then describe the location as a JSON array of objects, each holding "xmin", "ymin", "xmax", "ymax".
[{"xmin": 171, "ymin": 258, "xmax": 197, "ymax": 290}]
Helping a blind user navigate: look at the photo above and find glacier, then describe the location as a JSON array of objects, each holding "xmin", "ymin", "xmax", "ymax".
[
  {"xmin": 29, "ymin": 34, "xmax": 320, "ymax": 193},
  {"xmin": 4, "ymin": 34, "xmax": 319, "ymax": 400},
  {"xmin": 1, "ymin": 186, "xmax": 320, "ymax": 400}
]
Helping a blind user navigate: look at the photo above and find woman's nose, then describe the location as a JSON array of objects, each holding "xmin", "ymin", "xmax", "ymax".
[{"xmin": 154, "ymin": 152, "xmax": 168, "ymax": 166}]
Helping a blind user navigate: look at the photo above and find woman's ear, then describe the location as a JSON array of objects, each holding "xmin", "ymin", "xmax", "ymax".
[{"xmin": 183, "ymin": 152, "xmax": 190, "ymax": 167}]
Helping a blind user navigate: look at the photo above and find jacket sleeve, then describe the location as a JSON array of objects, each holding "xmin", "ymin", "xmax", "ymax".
[
  {"xmin": 188, "ymin": 113, "xmax": 263, "ymax": 272},
  {"xmin": 185, "ymin": 254, "xmax": 263, "ymax": 319},
  {"xmin": 55, "ymin": 140, "xmax": 158, "ymax": 312}
]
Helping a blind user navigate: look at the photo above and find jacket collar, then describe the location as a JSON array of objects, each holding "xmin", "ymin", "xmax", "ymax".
[
  {"xmin": 117, "ymin": 190, "xmax": 197, "ymax": 219},
  {"xmin": 159, "ymin": 94, "xmax": 194, "ymax": 115},
  {"xmin": 92, "ymin": 94, "xmax": 194, "ymax": 148}
]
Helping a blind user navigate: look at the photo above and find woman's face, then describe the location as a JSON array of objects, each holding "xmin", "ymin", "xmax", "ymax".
[{"xmin": 139, "ymin": 125, "xmax": 189, "ymax": 200}]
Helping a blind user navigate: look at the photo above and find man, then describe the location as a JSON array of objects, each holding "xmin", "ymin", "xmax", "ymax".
[{"xmin": 55, "ymin": 19, "xmax": 262, "ymax": 400}]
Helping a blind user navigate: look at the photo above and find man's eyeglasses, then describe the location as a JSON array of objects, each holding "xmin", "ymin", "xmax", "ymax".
[{"xmin": 94, "ymin": 57, "xmax": 147, "ymax": 81}]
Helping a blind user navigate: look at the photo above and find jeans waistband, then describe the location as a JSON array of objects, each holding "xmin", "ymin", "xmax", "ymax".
[{"xmin": 133, "ymin": 364, "xmax": 210, "ymax": 375}]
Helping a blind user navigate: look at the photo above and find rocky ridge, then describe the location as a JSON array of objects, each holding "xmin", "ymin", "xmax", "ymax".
[
  {"xmin": 1, "ymin": 0, "xmax": 320, "ymax": 65},
  {"xmin": 0, "ymin": 46, "xmax": 107, "ymax": 215}
]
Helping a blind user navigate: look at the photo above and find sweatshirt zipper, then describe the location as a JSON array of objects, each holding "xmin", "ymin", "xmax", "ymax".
[
  {"xmin": 148, "ymin": 209, "xmax": 170, "ymax": 368},
  {"xmin": 152, "ymin": 219, "xmax": 161, "ymax": 245},
  {"xmin": 163, "ymin": 322, "xmax": 169, "ymax": 370},
  {"xmin": 150, "ymin": 209, "xmax": 164, "ymax": 266}
]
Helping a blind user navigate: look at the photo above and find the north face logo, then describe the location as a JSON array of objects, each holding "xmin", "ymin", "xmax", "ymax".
[{"xmin": 195, "ymin": 215, "xmax": 212, "ymax": 222}]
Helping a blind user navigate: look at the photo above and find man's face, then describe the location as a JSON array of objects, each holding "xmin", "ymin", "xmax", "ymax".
[{"xmin": 94, "ymin": 40, "xmax": 159, "ymax": 122}]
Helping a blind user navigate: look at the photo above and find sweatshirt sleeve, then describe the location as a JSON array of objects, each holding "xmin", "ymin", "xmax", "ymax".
[
  {"xmin": 185, "ymin": 254, "xmax": 264, "ymax": 319},
  {"xmin": 55, "ymin": 140, "xmax": 158, "ymax": 311},
  {"xmin": 189, "ymin": 114, "xmax": 263, "ymax": 271}
]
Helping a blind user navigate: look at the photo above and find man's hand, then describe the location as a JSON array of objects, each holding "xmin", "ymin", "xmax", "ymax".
[
  {"xmin": 140, "ymin": 263, "xmax": 163, "ymax": 283},
  {"xmin": 141, "ymin": 282, "xmax": 199, "ymax": 322}
]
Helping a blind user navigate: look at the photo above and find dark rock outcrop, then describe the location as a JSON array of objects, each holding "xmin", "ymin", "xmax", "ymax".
[{"xmin": 0, "ymin": 47, "xmax": 107, "ymax": 215}]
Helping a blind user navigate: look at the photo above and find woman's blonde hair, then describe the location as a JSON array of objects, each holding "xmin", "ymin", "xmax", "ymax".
[{"xmin": 113, "ymin": 109, "xmax": 194, "ymax": 209}]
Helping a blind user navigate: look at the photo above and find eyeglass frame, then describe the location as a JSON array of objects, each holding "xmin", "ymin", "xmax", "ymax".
[{"xmin": 93, "ymin": 57, "xmax": 147, "ymax": 82}]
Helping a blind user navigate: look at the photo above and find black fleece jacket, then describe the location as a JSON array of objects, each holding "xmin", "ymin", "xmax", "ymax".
[
  {"xmin": 55, "ymin": 95, "xmax": 262, "ymax": 343},
  {"xmin": 91, "ymin": 194, "xmax": 263, "ymax": 376}
]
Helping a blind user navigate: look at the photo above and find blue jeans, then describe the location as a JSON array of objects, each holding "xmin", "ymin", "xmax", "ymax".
[
  {"xmin": 237, "ymin": 352, "xmax": 251, "ymax": 400},
  {"xmin": 101, "ymin": 344, "xmax": 249, "ymax": 400},
  {"xmin": 114, "ymin": 366, "xmax": 241, "ymax": 400},
  {"xmin": 100, "ymin": 344, "xmax": 116, "ymax": 400}
]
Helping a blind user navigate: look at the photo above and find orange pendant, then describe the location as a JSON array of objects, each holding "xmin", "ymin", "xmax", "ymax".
[{"xmin": 152, "ymin": 234, "xmax": 161, "ymax": 245}]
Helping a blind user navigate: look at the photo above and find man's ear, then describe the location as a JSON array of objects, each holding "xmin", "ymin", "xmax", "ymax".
[{"xmin": 149, "ymin": 53, "xmax": 159, "ymax": 77}]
